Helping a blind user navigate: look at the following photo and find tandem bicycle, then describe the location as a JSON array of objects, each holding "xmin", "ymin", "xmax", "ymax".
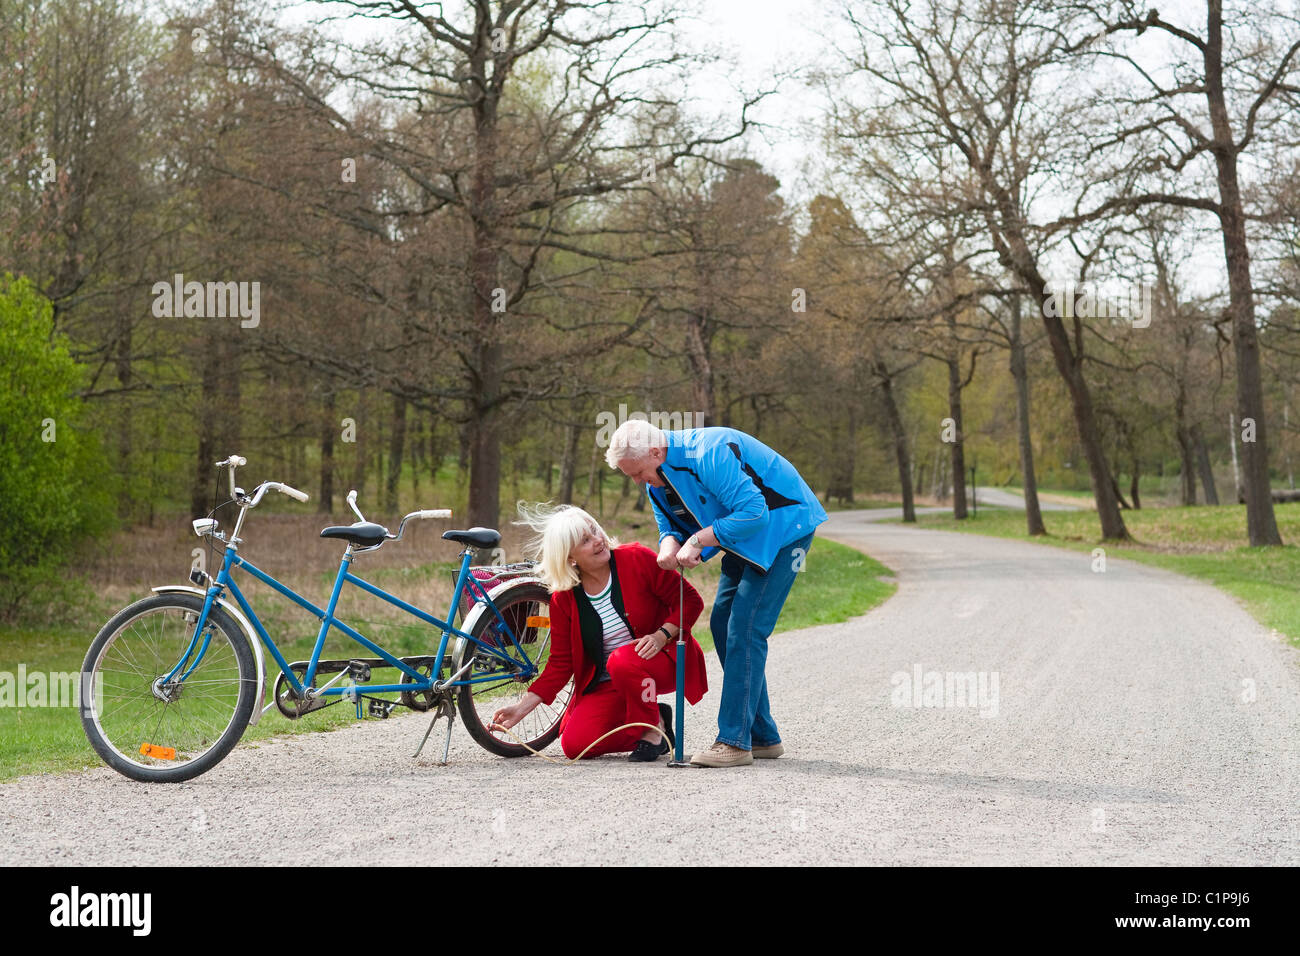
[{"xmin": 80, "ymin": 455, "xmax": 571, "ymax": 782}]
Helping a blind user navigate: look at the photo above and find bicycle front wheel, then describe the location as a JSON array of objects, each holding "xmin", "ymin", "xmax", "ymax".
[
  {"xmin": 81, "ymin": 593, "xmax": 257, "ymax": 782},
  {"xmin": 453, "ymin": 581, "xmax": 571, "ymax": 757}
]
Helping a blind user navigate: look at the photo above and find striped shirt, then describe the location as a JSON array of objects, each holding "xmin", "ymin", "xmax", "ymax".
[{"xmin": 584, "ymin": 577, "xmax": 634, "ymax": 682}]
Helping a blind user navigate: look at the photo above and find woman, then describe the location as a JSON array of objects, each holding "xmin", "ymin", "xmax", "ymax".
[{"xmin": 491, "ymin": 503, "xmax": 708, "ymax": 761}]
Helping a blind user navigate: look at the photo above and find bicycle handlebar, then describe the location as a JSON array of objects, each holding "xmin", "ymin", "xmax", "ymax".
[
  {"xmin": 392, "ymin": 508, "xmax": 453, "ymax": 541},
  {"xmin": 244, "ymin": 481, "xmax": 310, "ymax": 508},
  {"xmin": 276, "ymin": 483, "xmax": 310, "ymax": 503},
  {"xmin": 214, "ymin": 456, "xmax": 309, "ymax": 506}
]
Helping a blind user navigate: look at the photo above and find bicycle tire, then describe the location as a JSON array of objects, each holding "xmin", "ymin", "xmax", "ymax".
[
  {"xmin": 80, "ymin": 592, "xmax": 257, "ymax": 782},
  {"xmin": 453, "ymin": 580, "xmax": 571, "ymax": 757}
]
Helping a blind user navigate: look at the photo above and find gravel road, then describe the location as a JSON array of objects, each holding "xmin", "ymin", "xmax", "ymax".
[
  {"xmin": 970, "ymin": 486, "xmax": 1081, "ymax": 511},
  {"xmin": 3, "ymin": 511, "xmax": 1297, "ymax": 865}
]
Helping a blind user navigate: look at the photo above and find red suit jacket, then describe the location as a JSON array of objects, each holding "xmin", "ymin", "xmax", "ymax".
[{"xmin": 528, "ymin": 542, "xmax": 708, "ymax": 729}]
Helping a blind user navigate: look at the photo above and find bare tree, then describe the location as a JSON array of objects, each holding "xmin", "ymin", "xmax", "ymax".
[
  {"xmin": 234, "ymin": 0, "xmax": 764, "ymax": 526},
  {"xmin": 828, "ymin": 0, "xmax": 1133, "ymax": 539},
  {"xmin": 1074, "ymin": 0, "xmax": 1300, "ymax": 543}
]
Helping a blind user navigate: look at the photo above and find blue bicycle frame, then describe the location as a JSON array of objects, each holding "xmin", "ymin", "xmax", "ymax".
[{"xmin": 161, "ymin": 537, "xmax": 542, "ymax": 705}]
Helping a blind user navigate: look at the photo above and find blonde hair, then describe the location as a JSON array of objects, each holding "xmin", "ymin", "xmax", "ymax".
[
  {"xmin": 604, "ymin": 419, "xmax": 666, "ymax": 469},
  {"xmin": 515, "ymin": 502, "xmax": 618, "ymax": 592}
]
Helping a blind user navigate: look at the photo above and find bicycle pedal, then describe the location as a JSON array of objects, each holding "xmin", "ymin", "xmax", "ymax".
[
  {"xmin": 348, "ymin": 660, "xmax": 372, "ymax": 681},
  {"xmin": 367, "ymin": 698, "xmax": 396, "ymax": 719}
]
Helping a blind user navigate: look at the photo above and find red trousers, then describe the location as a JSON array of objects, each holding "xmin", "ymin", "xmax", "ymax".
[{"xmin": 560, "ymin": 644, "xmax": 678, "ymax": 759}]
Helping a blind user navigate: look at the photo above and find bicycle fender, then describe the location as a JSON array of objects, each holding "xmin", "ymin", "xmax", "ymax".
[
  {"xmin": 457, "ymin": 576, "xmax": 548, "ymax": 666},
  {"xmin": 152, "ymin": 585, "xmax": 268, "ymax": 727}
]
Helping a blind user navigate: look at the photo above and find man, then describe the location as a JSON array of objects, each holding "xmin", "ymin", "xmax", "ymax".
[{"xmin": 606, "ymin": 419, "xmax": 827, "ymax": 767}]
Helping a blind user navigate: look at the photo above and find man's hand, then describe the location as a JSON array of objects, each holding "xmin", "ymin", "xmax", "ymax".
[
  {"xmin": 657, "ymin": 537, "xmax": 682, "ymax": 570},
  {"xmin": 675, "ymin": 539, "xmax": 703, "ymax": 568}
]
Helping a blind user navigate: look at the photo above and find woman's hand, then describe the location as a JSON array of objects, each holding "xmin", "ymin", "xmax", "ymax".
[
  {"xmin": 657, "ymin": 537, "xmax": 681, "ymax": 570},
  {"xmin": 634, "ymin": 629, "xmax": 671, "ymax": 660},
  {"xmin": 491, "ymin": 692, "xmax": 541, "ymax": 732}
]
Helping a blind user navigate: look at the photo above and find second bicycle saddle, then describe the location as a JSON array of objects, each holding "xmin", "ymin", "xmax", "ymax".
[
  {"xmin": 441, "ymin": 527, "xmax": 502, "ymax": 549},
  {"xmin": 320, "ymin": 522, "xmax": 389, "ymax": 546}
]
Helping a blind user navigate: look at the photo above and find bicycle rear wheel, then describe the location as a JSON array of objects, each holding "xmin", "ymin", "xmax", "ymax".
[
  {"xmin": 81, "ymin": 592, "xmax": 256, "ymax": 782},
  {"xmin": 453, "ymin": 581, "xmax": 571, "ymax": 757}
]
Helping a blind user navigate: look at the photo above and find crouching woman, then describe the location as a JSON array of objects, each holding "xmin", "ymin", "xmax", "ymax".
[{"xmin": 491, "ymin": 504, "xmax": 708, "ymax": 761}]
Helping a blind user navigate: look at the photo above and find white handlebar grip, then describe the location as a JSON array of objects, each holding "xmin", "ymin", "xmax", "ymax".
[
  {"xmin": 232, "ymin": 455, "xmax": 246, "ymax": 466},
  {"xmin": 279, "ymin": 484, "xmax": 309, "ymax": 502},
  {"xmin": 418, "ymin": 509, "xmax": 452, "ymax": 519}
]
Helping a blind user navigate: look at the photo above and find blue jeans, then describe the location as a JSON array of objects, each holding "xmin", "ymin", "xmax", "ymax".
[{"xmin": 710, "ymin": 533, "xmax": 813, "ymax": 749}]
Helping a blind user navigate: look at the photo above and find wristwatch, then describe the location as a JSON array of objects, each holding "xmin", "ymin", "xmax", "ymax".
[
  {"xmin": 686, "ymin": 534, "xmax": 701, "ymax": 549},
  {"xmin": 656, "ymin": 626, "xmax": 673, "ymax": 644}
]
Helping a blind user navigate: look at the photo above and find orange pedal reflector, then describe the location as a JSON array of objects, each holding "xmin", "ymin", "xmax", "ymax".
[
  {"xmin": 140, "ymin": 743, "xmax": 177, "ymax": 760},
  {"xmin": 525, "ymin": 616, "xmax": 550, "ymax": 628}
]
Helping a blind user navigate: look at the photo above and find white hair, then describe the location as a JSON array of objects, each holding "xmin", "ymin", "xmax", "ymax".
[
  {"xmin": 514, "ymin": 502, "xmax": 617, "ymax": 592},
  {"xmin": 604, "ymin": 419, "xmax": 666, "ymax": 469}
]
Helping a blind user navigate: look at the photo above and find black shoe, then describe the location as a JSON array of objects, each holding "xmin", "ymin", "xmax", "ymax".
[
  {"xmin": 658, "ymin": 702, "xmax": 675, "ymax": 751},
  {"xmin": 628, "ymin": 738, "xmax": 668, "ymax": 762}
]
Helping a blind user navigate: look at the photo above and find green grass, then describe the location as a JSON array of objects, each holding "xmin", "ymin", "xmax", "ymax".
[
  {"xmin": 898, "ymin": 503, "xmax": 1300, "ymax": 648},
  {"xmin": 0, "ymin": 537, "xmax": 893, "ymax": 781},
  {"xmin": 691, "ymin": 537, "xmax": 896, "ymax": 652}
]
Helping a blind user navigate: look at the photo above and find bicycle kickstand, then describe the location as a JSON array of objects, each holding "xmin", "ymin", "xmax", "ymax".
[{"xmin": 413, "ymin": 697, "xmax": 456, "ymax": 764}]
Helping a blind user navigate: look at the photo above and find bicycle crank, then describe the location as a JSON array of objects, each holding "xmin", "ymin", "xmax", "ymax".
[{"xmin": 273, "ymin": 667, "xmax": 339, "ymax": 719}]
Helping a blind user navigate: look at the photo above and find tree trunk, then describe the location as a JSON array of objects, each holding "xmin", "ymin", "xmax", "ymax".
[
  {"xmin": 1175, "ymin": 426, "xmax": 1197, "ymax": 505},
  {"xmin": 410, "ymin": 417, "xmax": 421, "ymax": 501},
  {"xmin": 993, "ymin": 220, "xmax": 1128, "ymax": 539},
  {"xmin": 543, "ymin": 427, "xmax": 554, "ymax": 497},
  {"xmin": 931, "ymin": 444, "xmax": 945, "ymax": 500},
  {"xmin": 1110, "ymin": 471, "xmax": 1132, "ymax": 510},
  {"xmin": 386, "ymin": 394, "xmax": 407, "ymax": 514},
  {"xmin": 684, "ymin": 310, "xmax": 716, "ymax": 425},
  {"xmin": 466, "ymin": 35, "xmax": 504, "ymax": 530},
  {"xmin": 191, "ymin": 331, "xmax": 239, "ymax": 518},
  {"xmin": 826, "ymin": 417, "xmax": 855, "ymax": 504},
  {"xmin": 1191, "ymin": 422, "xmax": 1220, "ymax": 505},
  {"xmin": 428, "ymin": 415, "xmax": 442, "ymax": 482},
  {"xmin": 1206, "ymin": 0, "xmax": 1281, "ymax": 544},
  {"xmin": 457, "ymin": 421, "xmax": 471, "ymax": 476},
  {"xmin": 350, "ymin": 403, "xmax": 367, "ymax": 501},
  {"xmin": 1009, "ymin": 295, "xmax": 1046, "ymax": 534},
  {"xmin": 558, "ymin": 420, "xmax": 580, "ymax": 504},
  {"xmin": 467, "ymin": 369, "xmax": 502, "ymax": 528},
  {"xmin": 320, "ymin": 390, "xmax": 335, "ymax": 514},
  {"xmin": 115, "ymin": 315, "xmax": 133, "ymax": 516},
  {"xmin": 582, "ymin": 437, "xmax": 600, "ymax": 510},
  {"xmin": 875, "ymin": 361, "xmax": 915, "ymax": 522},
  {"xmin": 946, "ymin": 353, "xmax": 968, "ymax": 519},
  {"xmin": 374, "ymin": 415, "xmax": 385, "ymax": 504}
]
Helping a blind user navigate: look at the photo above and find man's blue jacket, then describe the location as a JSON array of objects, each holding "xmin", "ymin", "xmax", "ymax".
[{"xmin": 646, "ymin": 427, "xmax": 827, "ymax": 573}]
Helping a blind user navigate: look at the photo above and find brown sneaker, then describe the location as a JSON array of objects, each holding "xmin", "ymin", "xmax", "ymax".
[
  {"xmin": 689, "ymin": 742, "xmax": 754, "ymax": 767},
  {"xmin": 752, "ymin": 742, "xmax": 784, "ymax": 759}
]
